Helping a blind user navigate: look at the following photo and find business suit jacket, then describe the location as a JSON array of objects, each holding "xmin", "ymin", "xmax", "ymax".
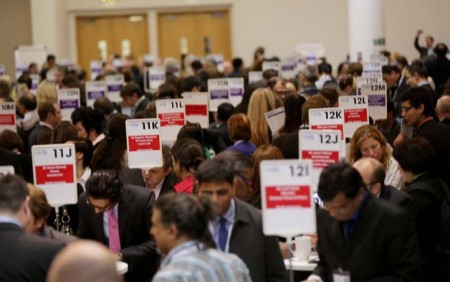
[
  {"xmin": 78, "ymin": 184, "xmax": 159, "ymax": 282},
  {"xmin": 28, "ymin": 123, "xmax": 52, "ymax": 152},
  {"xmin": 229, "ymin": 198, "xmax": 288, "ymax": 282},
  {"xmin": 312, "ymin": 195, "xmax": 421, "ymax": 282},
  {"xmin": 272, "ymin": 131, "xmax": 300, "ymax": 159},
  {"xmin": 414, "ymin": 119, "xmax": 450, "ymax": 189},
  {"xmin": 0, "ymin": 222, "xmax": 64, "ymax": 282},
  {"xmin": 380, "ymin": 185, "xmax": 416, "ymax": 220}
]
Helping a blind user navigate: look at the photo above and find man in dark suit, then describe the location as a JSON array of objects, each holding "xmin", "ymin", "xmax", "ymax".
[
  {"xmin": 436, "ymin": 95, "xmax": 450, "ymax": 127},
  {"xmin": 196, "ymin": 158, "xmax": 287, "ymax": 282},
  {"xmin": 119, "ymin": 82, "xmax": 150, "ymax": 117},
  {"xmin": 78, "ymin": 170, "xmax": 159, "ymax": 282},
  {"xmin": 305, "ymin": 162, "xmax": 421, "ymax": 282},
  {"xmin": 414, "ymin": 30, "xmax": 434, "ymax": 60},
  {"xmin": 398, "ymin": 87, "xmax": 450, "ymax": 189},
  {"xmin": 353, "ymin": 158, "xmax": 416, "ymax": 218},
  {"xmin": 28, "ymin": 101, "xmax": 62, "ymax": 152},
  {"xmin": 0, "ymin": 174, "xmax": 64, "ymax": 282},
  {"xmin": 382, "ymin": 65, "xmax": 409, "ymax": 118},
  {"xmin": 407, "ymin": 61, "xmax": 438, "ymax": 104}
]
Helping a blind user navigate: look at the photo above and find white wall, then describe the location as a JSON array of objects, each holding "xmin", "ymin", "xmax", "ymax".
[{"xmin": 28, "ymin": 0, "xmax": 450, "ymax": 71}]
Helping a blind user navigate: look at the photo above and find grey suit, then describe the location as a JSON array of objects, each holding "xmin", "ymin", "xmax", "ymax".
[{"xmin": 229, "ymin": 198, "xmax": 288, "ymax": 282}]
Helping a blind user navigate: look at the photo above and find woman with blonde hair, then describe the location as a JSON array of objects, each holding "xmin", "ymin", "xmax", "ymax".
[
  {"xmin": 348, "ymin": 124, "xmax": 403, "ymax": 189},
  {"xmin": 36, "ymin": 80, "xmax": 57, "ymax": 106},
  {"xmin": 247, "ymin": 88, "xmax": 277, "ymax": 147}
]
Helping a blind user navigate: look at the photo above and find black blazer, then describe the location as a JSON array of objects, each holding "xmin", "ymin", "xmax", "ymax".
[
  {"xmin": 0, "ymin": 148, "xmax": 24, "ymax": 178},
  {"xmin": 380, "ymin": 185, "xmax": 416, "ymax": 220},
  {"xmin": 28, "ymin": 124, "xmax": 52, "ymax": 151},
  {"xmin": 312, "ymin": 195, "xmax": 421, "ymax": 282},
  {"xmin": 78, "ymin": 184, "xmax": 159, "ymax": 282},
  {"xmin": 229, "ymin": 198, "xmax": 288, "ymax": 282},
  {"xmin": 0, "ymin": 223, "xmax": 64, "ymax": 282}
]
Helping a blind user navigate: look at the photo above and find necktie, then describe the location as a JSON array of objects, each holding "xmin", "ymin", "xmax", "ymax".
[
  {"xmin": 108, "ymin": 208, "xmax": 121, "ymax": 253},
  {"xmin": 218, "ymin": 217, "xmax": 228, "ymax": 251}
]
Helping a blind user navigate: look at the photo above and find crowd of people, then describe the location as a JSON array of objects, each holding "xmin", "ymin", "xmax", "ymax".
[{"xmin": 1, "ymin": 29, "xmax": 450, "ymax": 282}]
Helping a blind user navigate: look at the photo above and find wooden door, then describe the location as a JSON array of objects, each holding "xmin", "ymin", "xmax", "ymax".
[
  {"xmin": 158, "ymin": 10, "xmax": 231, "ymax": 60},
  {"xmin": 76, "ymin": 15, "xmax": 149, "ymax": 78}
]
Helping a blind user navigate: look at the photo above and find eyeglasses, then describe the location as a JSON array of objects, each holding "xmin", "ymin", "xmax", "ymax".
[
  {"xmin": 236, "ymin": 173, "xmax": 253, "ymax": 187},
  {"xmin": 401, "ymin": 106, "xmax": 413, "ymax": 112}
]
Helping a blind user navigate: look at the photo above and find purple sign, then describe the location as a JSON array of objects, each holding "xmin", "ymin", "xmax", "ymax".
[
  {"xmin": 88, "ymin": 91, "xmax": 105, "ymax": 100},
  {"xmin": 368, "ymin": 95, "xmax": 385, "ymax": 106},
  {"xmin": 230, "ymin": 88, "xmax": 243, "ymax": 97},
  {"xmin": 91, "ymin": 67, "xmax": 102, "ymax": 72},
  {"xmin": 150, "ymin": 74, "xmax": 165, "ymax": 81},
  {"xmin": 210, "ymin": 89, "xmax": 229, "ymax": 100},
  {"xmin": 60, "ymin": 99, "xmax": 79, "ymax": 109},
  {"xmin": 107, "ymin": 84, "xmax": 123, "ymax": 92},
  {"xmin": 282, "ymin": 64, "xmax": 295, "ymax": 71}
]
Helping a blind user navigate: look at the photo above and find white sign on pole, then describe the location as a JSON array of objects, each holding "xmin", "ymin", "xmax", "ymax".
[
  {"xmin": 32, "ymin": 144, "xmax": 77, "ymax": 207},
  {"xmin": 208, "ymin": 79, "xmax": 229, "ymax": 112},
  {"xmin": 360, "ymin": 82, "xmax": 388, "ymax": 120},
  {"xmin": 86, "ymin": 81, "xmax": 107, "ymax": 107},
  {"xmin": 299, "ymin": 130, "xmax": 341, "ymax": 192},
  {"xmin": 370, "ymin": 54, "xmax": 388, "ymax": 66},
  {"xmin": 339, "ymin": 96, "xmax": 369, "ymax": 139},
  {"xmin": 295, "ymin": 43, "xmax": 326, "ymax": 65},
  {"xmin": 156, "ymin": 99, "xmax": 186, "ymax": 142},
  {"xmin": 308, "ymin": 107, "xmax": 344, "ymax": 139},
  {"xmin": 362, "ymin": 64, "xmax": 382, "ymax": 79},
  {"xmin": 249, "ymin": 71, "xmax": 263, "ymax": 84},
  {"xmin": 0, "ymin": 166, "xmax": 14, "ymax": 176},
  {"xmin": 356, "ymin": 76, "xmax": 381, "ymax": 95},
  {"xmin": 30, "ymin": 74, "xmax": 40, "ymax": 95},
  {"xmin": 90, "ymin": 60, "xmax": 103, "ymax": 80},
  {"xmin": 262, "ymin": 61, "xmax": 281, "ymax": 74},
  {"xmin": 106, "ymin": 75, "xmax": 124, "ymax": 103},
  {"xmin": 182, "ymin": 92, "xmax": 209, "ymax": 128},
  {"xmin": 229, "ymin": 78, "xmax": 244, "ymax": 107},
  {"xmin": 0, "ymin": 64, "xmax": 5, "ymax": 75},
  {"xmin": 0, "ymin": 102, "xmax": 16, "ymax": 133},
  {"xmin": 281, "ymin": 60, "xmax": 297, "ymax": 79},
  {"xmin": 58, "ymin": 88, "xmax": 80, "ymax": 121},
  {"xmin": 125, "ymin": 119, "xmax": 163, "ymax": 169},
  {"xmin": 260, "ymin": 159, "xmax": 316, "ymax": 237},
  {"xmin": 148, "ymin": 67, "xmax": 166, "ymax": 92},
  {"xmin": 264, "ymin": 107, "xmax": 285, "ymax": 136}
]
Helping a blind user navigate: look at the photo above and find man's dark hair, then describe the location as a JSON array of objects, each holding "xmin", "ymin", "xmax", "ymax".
[
  {"xmin": 180, "ymin": 76, "xmax": 200, "ymax": 93},
  {"xmin": 319, "ymin": 88, "xmax": 339, "ymax": 107},
  {"xmin": 37, "ymin": 102, "xmax": 56, "ymax": 121},
  {"xmin": 191, "ymin": 60, "xmax": 203, "ymax": 72},
  {"xmin": 93, "ymin": 97, "xmax": 115, "ymax": 116},
  {"xmin": 318, "ymin": 62, "xmax": 332, "ymax": 75},
  {"xmin": 156, "ymin": 193, "xmax": 214, "ymax": 245},
  {"xmin": 196, "ymin": 158, "xmax": 235, "ymax": 186},
  {"xmin": 47, "ymin": 54, "xmax": 56, "ymax": 62},
  {"xmin": 18, "ymin": 93, "xmax": 37, "ymax": 111},
  {"xmin": 0, "ymin": 81, "xmax": 11, "ymax": 98},
  {"xmin": 17, "ymin": 74, "xmax": 33, "ymax": 90},
  {"xmin": 120, "ymin": 82, "xmax": 143, "ymax": 98},
  {"xmin": 408, "ymin": 61, "xmax": 428, "ymax": 78},
  {"xmin": 217, "ymin": 102, "xmax": 234, "ymax": 123},
  {"xmin": 71, "ymin": 107, "xmax": 104, "ymax": 136},
  {"xmin": 0, "ymin": 175, "xmax": 29, "ymax": 213},
  {"xmin": 232, "ymin": 58, "xmax": 244, "ymax": 70},
  {"xmin": 215, "ymin": 150, "xmax": 253, "ymax": 177},
  {"xmin": 434, "ymin": 43, "xmax": 449, "ymax": 57},
  {"xmin": 348, "ymin": 63, "xmax": 363, "ymax": 77},
  {"xmin": 85, "ymin": 170, "xmax": 123, "ymax": 203},
  {"xmin": 382, "ymin": 65, "xmax": 401, "ymax": 75},
  {"xmin": 157, "ymin": 82, "xmax": 178, "ymax": 99},
  {"xmin": 338, "ymin": 74, "xmax": 353, "ymax": 91},
  {"xmin": 262, "ymin": 69, "xmax": 279, "ymax": 80},
  {"xmin": 393, "ymin": 137, "xmax": 436, "ymax": 175},
  {"xmin": 318, "ymin": 162, "xmax": 364, "ymax": 201},
  {"xmin": 401, "ymin": 87, "xmax": 435, "ymax": 117}
]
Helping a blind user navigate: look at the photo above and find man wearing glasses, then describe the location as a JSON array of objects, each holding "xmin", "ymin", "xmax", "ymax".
[
  {"xmin": 78, "ymin": 170, "xmax": 159, "ymax": 282},
  {"xmin": 353, "ymin": 158, "xmax": 415, "ymax": 218},
  {"xmin": 305, "ymin": 162, "xmax": 421, "ymax": 282}
]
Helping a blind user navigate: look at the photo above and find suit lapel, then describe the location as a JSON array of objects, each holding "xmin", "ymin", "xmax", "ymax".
[
  {"xmin": 118, "ymin": 188, "xmax": 131, "ymax": 244},
  {"xmin": 93, "ymin": 212, "xmax": 106, "ymax": 243}
]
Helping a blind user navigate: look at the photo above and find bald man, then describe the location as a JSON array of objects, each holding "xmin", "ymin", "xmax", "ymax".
[
  {"xmin": 353, "ymin": 158, "xmax": 416, "ymax": 219},
  {"xmin": 47, "ymin": 240, "xmax": 120, "ymax": 282},
  {"xmin": 436, "ymin": 95, "xmax": 450, "ymax": 127}
]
